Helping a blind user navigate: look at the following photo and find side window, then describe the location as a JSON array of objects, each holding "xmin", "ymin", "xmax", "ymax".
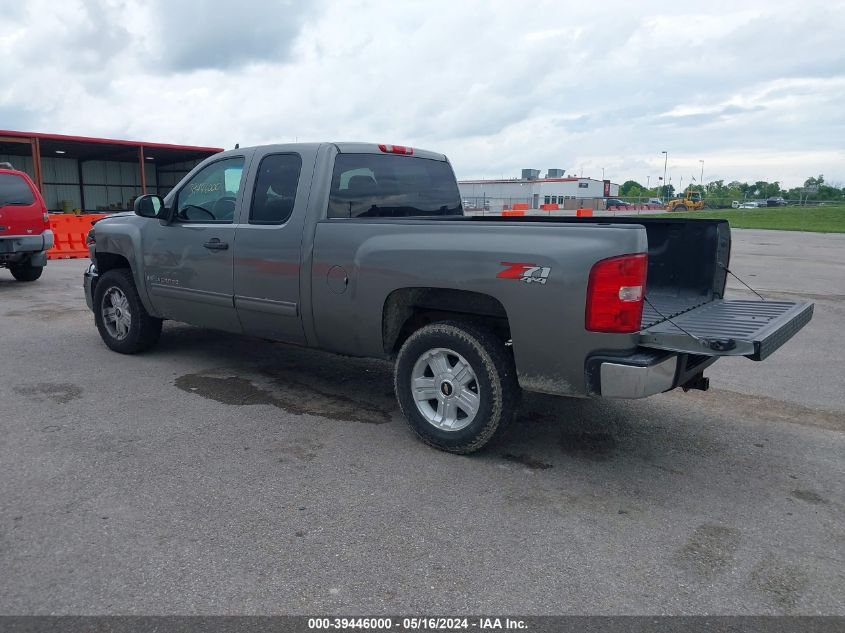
[
  {"xmin": 249, "ymin": 154, "xmax": 302, "ymax": 224},
  {"xmin": 174, "ymin": 157, "xmax": 244, "ymax": 223}
]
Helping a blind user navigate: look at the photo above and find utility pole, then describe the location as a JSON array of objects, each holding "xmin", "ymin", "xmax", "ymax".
[
  {"xmin": 699, "ymin": 160, "xmax": 704, "ymax": 189},
  {"xmin": 661, "ymin": 151, "xmax": 668, "ymax": 199}
]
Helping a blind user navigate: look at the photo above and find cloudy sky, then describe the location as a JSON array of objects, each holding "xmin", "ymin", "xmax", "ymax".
[{"xmin": 1, "ymin": 0, "xmax": 843, "ymax": 187}]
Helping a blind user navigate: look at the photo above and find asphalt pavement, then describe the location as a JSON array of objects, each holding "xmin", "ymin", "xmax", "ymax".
[{"xmin": 0, "ymin": 229, "xmax": 842, "ymax": 615}]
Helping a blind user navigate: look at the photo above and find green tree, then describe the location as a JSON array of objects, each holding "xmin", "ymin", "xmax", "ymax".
[
  {"xmin": 619, "ymin": 180, "xmax": 645, "ymax": 196},
  {"xmin": 659, "ymin": 184, "xmax": 675, "ymax": 199},
  {"xmin": 797, "ymin": 175, "xmax": 843, "ymax": 201}
]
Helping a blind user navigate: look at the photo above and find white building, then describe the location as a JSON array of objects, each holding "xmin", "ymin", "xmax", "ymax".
[{"xmin": 458, "ymin": 168, "xmax": 619, "ymax": 211}]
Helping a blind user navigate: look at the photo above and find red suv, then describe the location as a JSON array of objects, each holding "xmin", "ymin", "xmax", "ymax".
[{"xmin": 0, "ymin": 163, "xmax": 53, "ymax": 281}]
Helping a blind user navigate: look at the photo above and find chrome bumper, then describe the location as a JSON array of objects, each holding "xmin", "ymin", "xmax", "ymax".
[{"xmin": 599, "ymin": 355, "xmax": 678, "ymax": 399}]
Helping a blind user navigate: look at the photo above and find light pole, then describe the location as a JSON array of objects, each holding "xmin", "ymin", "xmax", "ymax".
[
  {"xmin": 602, "ymin": 167, "xmax": 605, "ymax": 180},
  {"xmin": 661, "ymin": 151, "xmax": 668, "ymax": 200},
  {"xmin": 699, "ymin": 159, "xmax": 704, "ymax": 189}
]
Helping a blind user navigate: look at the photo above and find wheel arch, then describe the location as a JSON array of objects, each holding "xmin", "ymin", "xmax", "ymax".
[
  {"xmin": 95, "ymin": 251, "xmax": 131, "ymax": 274},
  {"xmin": 94, "ymin": 249, "xmax": 159, "ymax": 317},
  {"xmin": 382, "ymin": 287, "xmax": 511, "ymax": 356}
]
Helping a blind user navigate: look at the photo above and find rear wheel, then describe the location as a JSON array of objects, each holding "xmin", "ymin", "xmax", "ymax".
[
  {"xmin": 394, "ymin": 321, "xmax": 518, "ymax": 454},
  {"xmin": 93, "ymin": 269, "xmax": 162, "ymax": 354},
  {"xmin": 9, "ymin": 260, "xmax": 43, "ymax": 282}
]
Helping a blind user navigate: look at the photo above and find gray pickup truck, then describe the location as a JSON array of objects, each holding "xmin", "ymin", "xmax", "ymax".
[{"xmin": 83, "ymin": 143, "xmax": 813, "ymax": 453}]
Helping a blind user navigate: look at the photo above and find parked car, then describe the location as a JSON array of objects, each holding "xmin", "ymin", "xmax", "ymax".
[
  {"xmin": 738, "ymin": 201, "xmax": 759, "ymax": 209},
  {"xmin": 0, "ymin": 163, "xmax": 53, "ymax": 281},
  {"xmin": 604, "ymin": 198, "xmax": 630, "ymax": 208},
  {"xmin": 461, "ymin": 198, "xmax": 488, "ymax": 211},
  {"xmin": 83, "ymin": 142, "xmax": 813, "ymax": 454},
  {"xmin": 767, "ymin": 197, "xmax": 787, "ymax": 207},
  {"xmin": 647, "ymin": 198, "xmax": 663, "ymax": 205}
]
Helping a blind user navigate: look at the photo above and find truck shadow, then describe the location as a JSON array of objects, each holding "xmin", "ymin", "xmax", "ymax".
[{"xmin": 157, "ymin": 322, "xmax": 725, "ymax": 469}]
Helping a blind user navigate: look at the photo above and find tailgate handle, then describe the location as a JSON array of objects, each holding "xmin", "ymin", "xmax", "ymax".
[
  {"xmin": 203, "ymin": 238, "xmax": 228, "ymax": 250},
  {"xmin": 704, "ymin": 338, "xmax": 736, "ymax": 352}
]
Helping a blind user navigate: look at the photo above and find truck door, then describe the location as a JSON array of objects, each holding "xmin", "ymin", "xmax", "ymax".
[
  {"xmin": 141, "ymin": 155, "xmax": 246, "ymax": 332},
  {"xmin": 233, "ymin": 150, "xmax": 309, "ymax": 344}
]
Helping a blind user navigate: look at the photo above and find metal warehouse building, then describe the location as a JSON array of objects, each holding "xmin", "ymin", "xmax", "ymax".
[
  {"xmin": 0, "ymin": 130, "xmax": 222, "ymax": 213},
  {"xmin": 459, "ymin": 168, "xmax": 620, "ymax": 212}
]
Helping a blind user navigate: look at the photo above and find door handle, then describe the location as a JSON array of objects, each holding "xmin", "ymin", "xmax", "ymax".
[{"xmin": 203, "ymin": 239, "xmax": 229, "ymax": 250}]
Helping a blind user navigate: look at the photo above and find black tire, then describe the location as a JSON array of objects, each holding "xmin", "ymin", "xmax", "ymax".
[
  {"xmin": 394, "ymin": 321, "xmax": 519, "ymax": 454},
  {"xmin": 9, "ymin": 260, "xmax": 43, "ymax": 282},
  {"xmin": 673, "ymin": 204, "xmax": 688, "ymax": 212},
  {"xmin": 93, "ymin": 268, "xmax": 162, "ymax": 354}
]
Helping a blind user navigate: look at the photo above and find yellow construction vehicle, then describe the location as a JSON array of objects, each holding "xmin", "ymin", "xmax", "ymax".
[{"xmin": 667, "ymin": 189, "xmax": 705, "ymax": 212}]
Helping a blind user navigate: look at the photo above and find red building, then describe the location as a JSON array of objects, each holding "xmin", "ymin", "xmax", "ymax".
[{"xmin": 0, "ymin": 130, "xmax": 223, "ymax": 213}]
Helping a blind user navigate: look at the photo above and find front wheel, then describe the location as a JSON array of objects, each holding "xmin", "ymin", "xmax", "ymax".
[
  {"xmin": 673, "ymin": 204, "xmax": 688, "ymax": 212},
  {"xmin": 93, "ymin": 269, "xmax": 162, "ymax": 354},
  {"xmin": 9, "ymin": 260, "xmax": 43, "ymax": 282},
  {"xmin": 394, "ymin": 321, "xmax": 519, "ymax": 454}
]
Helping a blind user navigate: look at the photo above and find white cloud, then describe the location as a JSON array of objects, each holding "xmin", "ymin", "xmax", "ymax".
[{"xmin": 0, "ymin": 0, "xmax": 842, "ymax": 187}]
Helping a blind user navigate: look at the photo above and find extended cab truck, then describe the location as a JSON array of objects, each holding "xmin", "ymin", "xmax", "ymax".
[
  {"xmin": 0, "ymin": 164, "xmax": 53, "ymax": 281},
  {"xmin": 83, "ymin": 143, "xmax": 813, "ymax": 454}
]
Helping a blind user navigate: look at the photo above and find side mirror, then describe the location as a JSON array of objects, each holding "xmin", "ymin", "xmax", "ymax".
[{"xmin": 134, "ymin": 194, "xmax": 165, "ymax": 218}]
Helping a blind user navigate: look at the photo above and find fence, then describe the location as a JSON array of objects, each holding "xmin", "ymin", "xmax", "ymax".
[
  {"xmin": 618, "ymin": 196, "xmax": 839, "ymax": 208},
  {"xmin": 461, "ymin": 197, "xmax": 663, "ymax": 216},
  {"xmin": 47, "ymin": 213, "xmax": 107, "ymax": 259},
  {"xmin": 460, "ymin": 195, "xmax": 844, "ymax": 232}
]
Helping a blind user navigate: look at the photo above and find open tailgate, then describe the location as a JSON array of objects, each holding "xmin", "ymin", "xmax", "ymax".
[{"xmin": 639, "ymin": 299, "xmax": 813, "ymax": 361}]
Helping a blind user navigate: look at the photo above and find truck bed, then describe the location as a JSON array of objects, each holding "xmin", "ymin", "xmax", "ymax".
[
  {"xmin": 468, "ymin": 215, "xmax": 811, "ymax": 361},
  {"xmin": 470, "ymin": 215, "xmax": 732, "ymax": 330}
]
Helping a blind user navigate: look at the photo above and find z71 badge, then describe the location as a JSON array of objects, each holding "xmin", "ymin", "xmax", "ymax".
[{"xmin": 497, "ymin": 262, "xmax": 551, "ymax": 284}]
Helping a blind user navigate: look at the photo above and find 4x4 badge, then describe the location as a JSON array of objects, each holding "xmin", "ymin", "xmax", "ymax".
[{"xmin": 497, "ymin": 262, "xmax": 551, "ymax": 285}]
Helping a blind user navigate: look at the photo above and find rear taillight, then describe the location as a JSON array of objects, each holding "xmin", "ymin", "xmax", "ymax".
[
  {"xmin": 377, "ymin": 144, "xmax": 414, "ymax": 155},
  {"xmin": 585, "ymin": 253, "xmax": 648, "ymax": 333}
]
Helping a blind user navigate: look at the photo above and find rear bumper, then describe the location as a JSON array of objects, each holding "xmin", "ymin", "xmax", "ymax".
[
  {"xmin": 84, "ymin": 263, "xmax": 98, "ymax": 311},
  {"xmin": 0, "ymin": 230, "xmax": 54, "ymax": 254},
  {"xmin": 600, "ymin": 355, "xmax": 678, "ymax": 398},
  {"xmin": 586, "ymin": 349, "xmax": 718, "ymax": 399}
]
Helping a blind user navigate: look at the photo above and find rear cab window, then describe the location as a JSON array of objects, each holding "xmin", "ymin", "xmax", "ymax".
[
  {"xmin": 0, "ymin": 173, "xmax": 36, "ymax": 206},
  {"xmin": 249, "ymin": 154, "xmax": 302, "ymax": 224},
  {"xmin": 327, "ymin": 154, "xmax": 462, "ymax": 219}
]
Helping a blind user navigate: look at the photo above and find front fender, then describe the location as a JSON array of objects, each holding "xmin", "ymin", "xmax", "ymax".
[{"xmin": 94, "ymin": 218, "xmax": 160, "ymax": 317}]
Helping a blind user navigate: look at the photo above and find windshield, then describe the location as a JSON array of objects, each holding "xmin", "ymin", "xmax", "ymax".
[
  {"xmin": 327, "ymin": 153, "xmax": 462, "ymax": 218},
  {"xmin": 0, "ymin": 173, "xmax": 35, "ymax": 206}
]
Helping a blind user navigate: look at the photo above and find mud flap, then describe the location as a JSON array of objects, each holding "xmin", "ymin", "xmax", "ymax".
[{"xmin": 639, "ymin": 299, "xmax": 813, "ymax": 361}]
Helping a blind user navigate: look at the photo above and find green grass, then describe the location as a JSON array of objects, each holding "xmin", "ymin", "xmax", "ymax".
[{"xmin": 640, "ymin": 205, "xmax": 845, "ymax": 233}]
